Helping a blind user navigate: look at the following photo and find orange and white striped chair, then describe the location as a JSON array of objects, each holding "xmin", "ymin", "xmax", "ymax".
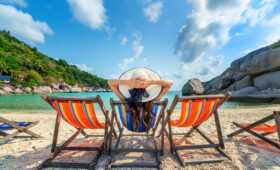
[
  {"xmin": 158, "ymin": 93, "xmax": 231, "ymax": 167},
  {"xmin": 38, "ymin": 95, "xmax": 116, "ymax": 169},
  {"xmin": 228, "ymin": 111, "xmax": 280, "ymax": 149}
]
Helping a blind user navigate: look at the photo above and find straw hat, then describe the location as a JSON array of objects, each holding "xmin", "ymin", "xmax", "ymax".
[{"xmin": 118, "ymin": 67, "xmax": 163, "ymax": 102}]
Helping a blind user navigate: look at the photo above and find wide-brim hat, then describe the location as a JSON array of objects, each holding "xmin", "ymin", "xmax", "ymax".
[{"xmin": 118, "ymin": 67, "xmax": 163, "ymax": 102}]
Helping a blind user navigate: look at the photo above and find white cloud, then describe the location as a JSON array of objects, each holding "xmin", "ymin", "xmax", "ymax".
[
  {"xmin": 0, "ymin": 0, "xmax": 27, "ymax": 7},
  {"xmin": 67, "ymin": 0, "xmax": 107, "ymax": 30},
  {"xmin": 0, "ymin": 4, "xmax": 53, "ymax": 43},
  {"xmin": 118, "ymin": 32, "xmax": 144, "ymax": 69},
  {"xmin": 143, "ymin": 58, "xmax": 148, "ymax": 65},
  {"xmin": 143, "ymin": 1, "xmax": 163, "ymax": 22},
  {"xmin": 132, "ymin": 32, "xmax": 143, "ymax": 58},
  {"xmin": 243, "ymin": 0, "xmax": 276, "ymax": 26},
  {"xmin": 118, "ymin": 58, "xmax": 135, "ymax": 69},
  {"xmin": 173, "ymin": 55, "xmax": 224, "ymax": 80},
  {"xmin": 264, "ymin": 32, "xmax": 280, "ymax": 45},
  {"xmin": 75, "ymin": 63, "xmax": 94, "ymax": 73},
  {"xmin": 121, "ymin": 37, "xmax": 127, "ymax": 46},
  {"xmin": 263, "ymin": 14, "xmax": 280, "ymax": 26}
]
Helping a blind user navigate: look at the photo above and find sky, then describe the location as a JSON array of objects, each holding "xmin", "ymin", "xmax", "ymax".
[{"xmin": 0, "ymin": 0, "xmax": 280, "ymax": 90}]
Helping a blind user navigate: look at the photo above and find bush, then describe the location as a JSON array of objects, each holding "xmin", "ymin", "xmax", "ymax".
[
  {"xmin": 0, "ymin": 82, "xmax": 4, "ymax": 87},
  {"xmin": 43, "ymin": 76, "xmax": 58, "ymax": 85}
]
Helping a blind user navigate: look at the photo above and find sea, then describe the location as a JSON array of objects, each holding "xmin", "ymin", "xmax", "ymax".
[{"xmin": 0, "ymin": 91, "xmax": 268, "ymax": 113}]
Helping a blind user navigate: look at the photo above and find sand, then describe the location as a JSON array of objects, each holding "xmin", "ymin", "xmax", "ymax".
[{"xmin": 0, "ymin": 105, "xmax": 280, "ymax": 170}]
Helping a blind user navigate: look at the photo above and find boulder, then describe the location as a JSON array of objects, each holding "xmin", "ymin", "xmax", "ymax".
[
  {"xmin": 13, "ymin": 88, "xmax": 23, "ymax": 94},
  {"xmin": 21, "ymin": 87, "xmax": 32, "ymax": 93},
  {"xmin": 253, "ymin": 71, "xmax": 280, "ymax": 90},
  {"xmin": 240, "ymin": 48, "xmax": 280, "ymax": 75},
  {"xmin": 224, "ymin": 75, "xmax": 253, "ymax": 92},
  {"xmin": 50, "ymin": 83, "xmax": 59, "ymax": 90},
  {"xmin": 0, "ymin": 89, "xmax": 6, "ymax": 95},
  {"xmin": 70, "ymin": 87, "xmax": 82, "ymax": 93},
  {"xmin": 33, "ymin": 86, "xmax": 52, "ymax": 94},
  {"xmin": 1, "ymin": 86, "xmax": 13, "ymax": 93},
  {"xmin": 60, "ymin": 83, "xmax": 71, "ymax": 90},
  {"xmin": 231, "ymin": 86, "xmax": 258, "ymax": 97},
  {"xmin": 182, "ymin": 78, "xmax": 204, "ymax": 95}
]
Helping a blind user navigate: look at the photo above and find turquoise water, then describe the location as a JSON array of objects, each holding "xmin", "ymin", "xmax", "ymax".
[{"xmin": 0, "ymin": 91, "xmax": 268, "ymax": 112}]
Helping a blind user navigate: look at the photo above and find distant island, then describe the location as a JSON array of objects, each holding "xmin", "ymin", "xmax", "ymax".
[{"xmin": 0, "ymin": 30, "xmax": 110, "ymax": 95}]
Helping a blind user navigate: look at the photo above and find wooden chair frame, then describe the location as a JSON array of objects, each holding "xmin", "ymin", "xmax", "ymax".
[
  {"xmin": 0, "ymin": 116, "xmax": 42, "ymax": 144},
  {"xmin": 227, "ymin": 111, "xmax": 280, "ymax": 149},
  {"xmin": 38, "ymin": 95, "xmax": 116, "ymax": 170},
  {"xmin": 158, "ymin": 94, "xmax": 232, "ymax": 167},
  {"xmin": 107, "ymin": 98, "xmax": 168, "ymax": 169}
]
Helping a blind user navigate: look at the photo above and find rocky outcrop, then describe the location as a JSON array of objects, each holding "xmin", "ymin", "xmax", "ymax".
[
  {"xmin": 182, "ymin": 78, "xmax": 204, "ymax": 95},
  {"xmin": 203, "ymin": 43, "xmax": 280, "ymax": 103},
  {"xmin": 0, "ymin": 83, "xmax": 110, "ymax": 95}
]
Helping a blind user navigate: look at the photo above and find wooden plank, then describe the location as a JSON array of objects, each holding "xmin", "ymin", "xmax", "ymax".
[
  {"xmin": 43, "ymin": 162, "xmax": 90, "ymax": 168},
  {"xmin": 174, "ymin": 144, "xmax": 220, "ymax": 150},
  {"xmin": 111, "ymin": 162, "xmax": 159, "ymax": 168},
  {"xmin": 184, "ymin": 157, "xmax": 227, "ymax": 165},
  {"xmin": 54, "ymin": 146, "xmax": 102, "ymax": 151},
  {"xmin": 111, "ymin": 148, "xmax": 161, "ymax": 153}
]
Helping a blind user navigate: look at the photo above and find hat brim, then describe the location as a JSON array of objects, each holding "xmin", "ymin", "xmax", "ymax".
[{"xmin": 118, "ymin": 68, "xmax": 163, "ymax": 102}]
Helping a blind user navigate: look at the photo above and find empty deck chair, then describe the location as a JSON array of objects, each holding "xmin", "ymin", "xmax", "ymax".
[
  {"xmin": 0, "ymin": 116, "xmax": 42, "ymax": 144},
  {"xmin": 108, "ymin": 98, "xmax": 168, "ymax": 169},
  {"xmin": 38, "ymin": 95, "xmax": 116, "ymax": 170},
  {"xmin": 228, "ymin": 111, "xmax": 280, "ymax": 149},
  {"xmin": 158, "ymin": 93, "xmax": 231, "ymax": 167}
]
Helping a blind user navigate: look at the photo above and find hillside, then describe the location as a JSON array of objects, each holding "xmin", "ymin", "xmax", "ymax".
[{"xmin": 0, "ymin": 30, "xmax": 108, "ymax": 88}]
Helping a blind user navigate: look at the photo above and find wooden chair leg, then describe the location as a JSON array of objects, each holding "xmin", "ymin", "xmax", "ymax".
[
  {"xmin": 274, "ymin": 111, "xmax": 280, "ymax": 141},
  {"xmin": 214, "ymin": 111, "xmax": 224, "ymax": 149},
  {"xmin": 51, "ymin": 115, "xmax": 60, "ymax": 152}
]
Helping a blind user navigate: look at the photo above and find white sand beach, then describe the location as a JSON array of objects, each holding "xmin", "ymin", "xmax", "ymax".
[{"xmin": 1, "ymin": 105, "xmax": 280, "ymax": 170}]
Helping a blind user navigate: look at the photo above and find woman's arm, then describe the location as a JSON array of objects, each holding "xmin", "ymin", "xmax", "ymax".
[
  {"xmin": 108, "ymin": 78, "xmax": 173, "ymax": 101},
  {"xmin": 108, "ymin": 79, "xmax": 143, "ymax": 100},
  {"xmin": 150, "ymin": 79, "xmax": 173, "ymax": 101}
]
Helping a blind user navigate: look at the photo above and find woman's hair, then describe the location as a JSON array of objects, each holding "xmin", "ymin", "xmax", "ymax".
[{"xmin": 126, "ymin": 101, "xmax": 154, "ymax": 132}]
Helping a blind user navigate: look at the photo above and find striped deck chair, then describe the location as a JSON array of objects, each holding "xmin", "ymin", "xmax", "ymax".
[
  {"xmin": 108, "ymin": 98, "xmax": 168, "ymax": 169},
  {"xmin": 38, "ymin": 95, "xmax": 116, "ymax": 170},
  {"xmin": 228, "ymin": 111, "xmax": 280, "ymax": 149},
  {"xmin": 0, "ymin": 116, "xmax": 42, "ymax": 144},
  {"xmin": 158, "ymin": 93, "xmax": 232, "ymax": 167}
]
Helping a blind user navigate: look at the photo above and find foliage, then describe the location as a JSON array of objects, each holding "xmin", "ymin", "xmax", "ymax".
[
  {"xmin": 0, "ymin": 82, "xmax": 4, "ymax": 87},
  {"xmin": 0, "ymin": 30, "xmax": 108, "ymax": 88},
  {"xmin": 270, "ymin": 40, "xmax": 280, "ymax": 50}
]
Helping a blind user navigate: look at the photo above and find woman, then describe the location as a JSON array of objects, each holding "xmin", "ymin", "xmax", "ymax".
[{"xmin": 108, "ymin": 68, "xmax": 173, "ymax": 131}]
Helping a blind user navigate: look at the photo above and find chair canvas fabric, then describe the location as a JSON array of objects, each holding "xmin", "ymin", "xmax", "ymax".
[
  {"xmin": 171, "ymin": 98, "xmax": 224, "ymax": 127},
  {"xmin": 0, "ymin": 122, "xmax": 33, "ymax": 131},
  {"xmin": 51, "ymin": 100, "xmax": 104, "ymax": 129},
  {"xmin": 240, "ymin": 123, "xmax": 277, "ymax": 133},
  {"xmin": 117, "ymin": 103, "xmax": 159, "ymax": 132}
]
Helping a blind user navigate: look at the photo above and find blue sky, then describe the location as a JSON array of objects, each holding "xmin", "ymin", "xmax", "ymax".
[{"xmin": 0, "ymin": 0, "xmax": 280, "ymax": 90}]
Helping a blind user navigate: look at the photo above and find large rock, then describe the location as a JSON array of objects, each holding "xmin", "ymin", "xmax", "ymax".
[
  {"xmin": 33, "ymin": 86, "xmax": 52, "ymax": 94},
  {"xmin": 240, "ymin": 48, "xmax": 280, "ymax": 75},
  {"xmin": 13, "ymin": 88, "xmax": 23, "ymax": 94},
  {"xmin": 70, "ymin": 87, "xmax": 82, "ymax": 93},
  {"xmin": 0, "ymin": 89, "xmax": 6, "ymax": 95},
  {"xmin": 182, "ymin": 78, "xmax": 204, "ymax": 95},
  {"xmin": 60, "ymin": 83, "xmax": 71, "ymax": 90},
  {"xmin": 224, "ymin": 75, "xmax": 253, "ymax": 92},
  {"xmin": 253, "ymin": 71, "xmax": 280, "ymax": 90},
  {"xmin": 21, "ymin": 87, "xmax": 32, "ymax": 93},
  {"xmin": 50, "ymin": 83, "xmax": 59, "ymax": 90},
  {"xmin": 1, "ymin": 86, "xmax": 13, "ymax": 93}
]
